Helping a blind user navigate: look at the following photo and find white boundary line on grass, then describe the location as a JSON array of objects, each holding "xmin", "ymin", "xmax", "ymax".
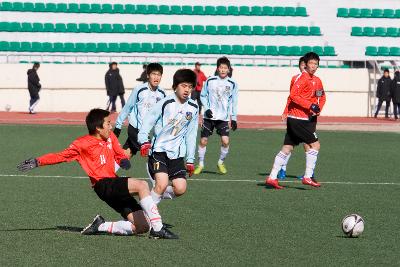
[{"xmin": 1, "ymin": 174, "xmax": 400, "ymax": 186}]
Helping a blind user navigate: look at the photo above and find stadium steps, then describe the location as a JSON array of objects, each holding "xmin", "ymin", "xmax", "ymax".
[
  {"xmin": 337, "ymin": 8, "xmax": 400, "ymax": 18},
  {"xmin": 351, "ymin": 27, "xmax": 399, "ymax": 37}
]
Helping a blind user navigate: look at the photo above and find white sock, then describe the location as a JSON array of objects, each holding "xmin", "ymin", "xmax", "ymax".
[
  {"xmin": 281, "ymin": 153, "xmax": 291, "ymax": 171},
  {"xmin": 218, "ymin": 146, "xmax": 229, "ymax": 165},
  {"xmin": 162, "ymin": 185, "xmax": 176, "ymax": 200},
  {"xmin": 150, "ymin": 189, "xmax": 161, "ymax": 205},
  {"xmin": 198, "ymin": 146, "xmax": 206, "ymax": 166},
  {"xmin": 269, "ymin": 151, "xmax": 289, "ymax": 179},
  {"xmin": 139, "ymin": 196, "xmax": 163, "ymax": 231},
  {"xmin": 98, "ymin": 221, "xmax": 133, "ymax": 235},
  {"xmin": 305, "ymin": 149, "xmax": 319, "ymax": 178}
]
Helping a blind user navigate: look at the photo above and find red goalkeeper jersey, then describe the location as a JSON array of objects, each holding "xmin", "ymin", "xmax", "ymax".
[
  {"xmin": 37, "ymin": 132, "xmax": 127, "ymax": 186},
  {"xmin": 282, "ymin": 73, "xmax": 302, "ymax": 117},
  {"xmin": 287, "ymin": 71, "xmax": 326, "ymax": 120}
]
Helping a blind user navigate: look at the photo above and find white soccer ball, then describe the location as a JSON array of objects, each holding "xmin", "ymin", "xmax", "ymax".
[
  {"xmin": 5, "ymin": 104, "xmax": 11, "ymax": 112},
  {"xmin": 342, "ymin": 214, "xmax": 364, "ymax": 237}
]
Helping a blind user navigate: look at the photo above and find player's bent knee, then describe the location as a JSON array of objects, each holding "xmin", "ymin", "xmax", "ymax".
[
  {"xmin": 309, "ymin": 141, "xmax": 320, "ymax": 150},
  {"xmin": 172, "ymin": 179, "xmax": 187, "ymax": 196}
]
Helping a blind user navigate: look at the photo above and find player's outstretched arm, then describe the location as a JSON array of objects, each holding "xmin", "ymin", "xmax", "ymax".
[
  {"xmin": 185, "ymin": 109, "xmax": 199, "ymax": 167},
  {"xmin": 114, "ymin": 87, "xmax": 138, "ymax": 135},
  {"xmin": 110, "ymin": 132, "xmax": 131, "ymax": 170},
  {"xmin": 230, "ymin": 82, "xmax": 239, "ymax": 130},
  {"xmin": 17, "ymin": 158, "xmax": 38, "ymax": 172}
]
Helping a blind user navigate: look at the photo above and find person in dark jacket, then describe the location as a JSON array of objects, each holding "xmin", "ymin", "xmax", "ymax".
[
  {"xmin": 27, "ymin": 62, "xmax": 41, "ymax": 114},
  {"xmin": 105, "ymin": 62, "xmax": 125, "ymax": 112},
  {"xmin": 136, "ymin": 64, "xmax": 148, "ymax": 83},
  {"xmin": 391, "ymin": 71, "xmax": 400, "ymax": 120},
  {"xmin": 374, "ymin": 69, "xmax": 392, "ymax": 118}
]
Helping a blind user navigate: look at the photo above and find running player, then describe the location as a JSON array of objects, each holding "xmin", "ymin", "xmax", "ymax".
[
  {"xmin": 265, "ymin": 52, "xmax": 326, "ymax": 189},
  {"xmin": 17, "ymin": 108, "xmax": 177, "ymax": 239}
]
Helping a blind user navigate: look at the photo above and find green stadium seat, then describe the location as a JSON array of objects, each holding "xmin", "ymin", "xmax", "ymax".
[
  {"xmin": 164, "ymin": 43, "xmax": 175, "ymax": 53},
  {"xmin": 78, "ymin": 23, "xmax": 90, "ymax": 33},
  {"xmin": 216, "ymin": 6, "xmax": 227, "ymax": 15},
  {"xmin": 204, "ymin": 6, "xmax": 216, "ymax": 15},
  {"xmin": 124, "ymin": 4, "xmax": 135, "ymax": 14},
  {"xmin": 113, "ymin": 4, "xmax": 124, "ymax": 13},
  {"xmin": 387, "ymin": 27, "xmax": 398, "ymax": 37},
  {"xmin": 252, "ymin": 26, "xmax": 264, "ymax": 35},
  {"xmin": 66, "ymin": 23, "xmax": 77, "ymax": 32},
  {"xmin": 240, "ymin": 26, "xmax": 252, "ymax": 35},
  {"xmin": 75, "ymin": 43, "xmax": 87, "ymax": 52},
  {"xmin": 0, "ymin": 2, "xmax": 13, "ymax": 11},
  {"xmin": 112, "ymin": 24, "xmax": 124, "ymax": 33},
  {"xmin": 298, "ymin": 26, "xmax": 310, "ymax": 35},
  {"xmin": 261, "ymin": 6, "xmax": 272, "ymax": 16},
  {"xmin": 170, "ymin": 24, "xmax": 182, "ymax": 34},
  {"xmin": 86, "ymin": 43, "xmax": 97, "ymax": 52},
  {"xmin": 79, "ymin": 4, "xmax": 91, "ymax": 13},
  {"xmin": 267, "ymin": 46, "xmax": 278, "ymax": 55},
  {"xmin": 130, "ymin": 43, "xmax": 141, "ymax": 52},
  {"xmin": 108, "ymin": 43, "xmax": 119, "ymax": 52},
  {"xmin": 301, "ymin": 46, "xmax": 312, "ymax": 54},
  {"xmin": 186, "ymin": 44, "xmax": 197, "ymax": 53},
  {"xmin": 360, "ymin": 8, "xmax": 371, "ymax": 18},
  {"xmin": 371, "ymin": 9, "xmax": 383, "ymax": 18},
  {"xmin": 217, "ymin": 25, "xmax": 228, "ymax": 35},
  {"xmin": 122, "ymin": 24, "xmax": 134, "ymax": 33},
  {"xmin": 41, "ymin": 42, "xmax": 52, "ymax": 52},
  {"xmin": 279, "ymin": 46, "xmax": 290, "ymax": 56},
  {"xmin": 227, "ymin": 6, "xmax": 239, "ymax": 16},
  {"xmin": 0, "ymin": 22, "xmax": 9, "ymax": 31},
  {"xmin": 193, "ymin": 25, "xmax": 205, "ymax": 34},
  {"xmin": 100, "ymin": 4, "xmax": 112, "ymax": 13},
  {"xmin": 264, "ymin": 26, "xmax": 275, "ymax": 35},
  {"xmin": 287, "ymin": 26, "xmax": 299, "ymax": 35},
  {"xmin": 396, "ymin": 9, "xmax": 400, "ymax": 18},
  {"xmin": 290, "ymin": 46, "xmax": 302, "ymax": 56},
  {"xmin": 64, "ymin": 43, "xmax": 75, "ymax": 52},
  {"xmin": 8, "ymin": 22, "xmax": 21, "ymax": 31},
  {"xmin": 68, "ymin": 3, "xmax": 79, "ymax": 13},
  {"xmin": 295, "ymin": 7, "xmax": 307, "ymax": 16},
  {"xmin": 232, "ymin": 45, "xmax": 243, "ymax": 55},
  {"xmin": 239, "ymin": 6, "xmax": 251, "ymax": 16},
  {"xmin": 89, "ymin": 23, "xmax": 101, "ymax": 33},
  {"xmin": 251, "ymin": 6, "xmax": 262, "ymax": 16},
  {"xmin": 197, "ymin": 44, "xmax": 208, "ymax": 54},
  {"xmin": 147, "ymin": 24, "xmax": 158, "ymax": 34},
  {"xmin": 243, "ymin": 45, "xmax": 254, "ymax": 55},
  {"xmin": 181, "ymin": 25, "xmax": 193, "ymax": 34},
  {"xmin": 378, "ymin": 46, "xmax": 390, "ymax": 56},
  {"xmin": 310, "ymin": 26, "xmax": 321, "ymax": 35},
  {"xmin": 323, "ymin": 46, "xmax": 336, "ymax": 56},
  {"xmin": 20, "ymin": 42, "xmax": 32, "ymax": 52},
  {"xmin": 390, "ymin": 47, "xmax": 400, "ymax": 56},
  {"xmin": 255, "ymin": 45, "xmax": 267, "ymax": 55},
  {"xmin": 55, "ymin": 23, "xmax": 66, "ymax": 32},
  {"xmin": 23, "ymin": 2, "xmax": 34, "ymax": 12},
  {"xmin": 206, "ymin": 25, "xmax": 217, "ymax": 35},
  {"xmin": 375, "ymin": 27, "xmax": 387, "ymax": 37},
  {"xmin": 273, "ymin": 6, "xmax": 285, "ymax": 16},
  {"xmin": 30, "ymin": 42, "xmax": 42, "ymax": 52},
  {"xmin": 337, "ymin": 8, "xmax": 348, "ymax": 17},
  {"xmin": 170, "ymin": 5, "xmax": 181, "ymax": 15},
  {"xmin": 193, "ymin": 6, "xmax": 204, "ymax": 15},
  {"xmin": 9, "ymin": 42, "xmax": 21, "ymax": 51},
  {"xmin": 348, "ymin": 8, "xmax": 360, "ymax": 18},
  {"xmin": 363, "ymin": 27, "xmax": 375, "ymax": 36},
  {"xmin": 46, "ymin": 3, "xmax": 57, "ymax": 12},
  {"xmin": 220, "ymin": 45, "xmax": 232, "ymax": 54},
  {"xmin": 135, "ymin": 24, "xmax": 146, "ymax": 33},
  {"xmin": 153, "ymin": 43, "xmax": 164, "ymax": 53},
  {"xmin": 159, "ymin": 24, "xmax": 170, "ymax": 34},
  {"xmin": 158, "ymin": 5, "xmax": 169, "ymax": 14},
  {"xmin": 383, "ymin": 9, "xmax": 394, "ymax": 18},
  {"xmin": 209, "ymin": 44, "xmax": 220, "ymax": 54},
  {"xmin": 312, "ymin": 46, "xmax": 324, "ymax": 56},
  {"xmin": 176, "ymin": 43, "xmax": 187, "ymax": 53},
  {"xmin": 91, "ymin": 4, "xmax": 101, "ymax": 13},
  {"xmin": 12, "ymin": 2, "xmax": 24, "ymax": 11},
  {"xmin": 147, "ymin": 5, "xmax": 158, "ymax": 14},
  {"xmin": 43, "ymin": 23, "xmax": 54, "ymax": 32},
  {"xmin": 181, "ymin": 5, "xmax": 192, "ymax": 15},
  {"xmin": 32, "ymin": 23, "xmax": 43, "ymax": 32},
  {"xmin": 229, "ymin": 25, "xmax": 240, "ymax": 35},
  {"xmin": 21, "ymin": 22, "xmax": 33, "ymax": 32},
  {"xmin": 135, "ymin": 5, "xmax": 147, "ymax": 14},
  {"xmin": 351, "ymin": 27, "xmax": 363, "ymax": 36},
  {"xmin": 95, "ymin": 43, "xmax": 107, "ymax": 52},
  {"xmin": 285, "ymin": 7, "xmax": 296, "ymax": 16},
  {"xmin": 56, "ymin": 3, "xmax": 67, "ymax": 12},
  {"xmin": 275, "ymin": 26, "xmax": 287, "ymax": 35},
  {"xmin": 365, "ymin": 46, "xmax": 377, "ymax": 56},
  {"xmin": 101, "ymin": 24, "xmax": 112, "ymax": 33},
  {"xmin": 119, "ymin": 43, "xmax": 130, "ymax": 52},
  {"xmin": 53, "ymin": 42, "xmax": 64, "ymax": 52}
]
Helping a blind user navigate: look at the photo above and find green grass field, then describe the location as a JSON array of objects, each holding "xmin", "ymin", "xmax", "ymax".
[{"xmin": 0, "ymin": 124, "xmax": 399, "ymax": 266}]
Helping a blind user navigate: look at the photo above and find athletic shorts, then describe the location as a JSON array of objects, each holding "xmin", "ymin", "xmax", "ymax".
[
  {"xmin": 201, "ymin": 119, "xmax": 230, "ymax": 138},
  {"xmin": 284, "ymin": 117, "xmax": 318, "ymax": 146},
  {"xmin": 123, "ymin": 125, "xmax": 140, "ymax": 155},
  {"xmin": 147, "ymin": 152, "xmax": 186, "ymax": 180}
]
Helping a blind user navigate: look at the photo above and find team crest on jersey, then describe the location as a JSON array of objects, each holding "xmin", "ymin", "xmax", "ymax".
[
  {"xmin": 186, "ymin": 112, "xmax": 193, "ymax": 120},
  {"xmin": 224, "ymin": 86, "xmax": 231, "ymax": 95}
]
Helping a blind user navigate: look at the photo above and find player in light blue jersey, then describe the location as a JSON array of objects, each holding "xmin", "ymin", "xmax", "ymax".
[
  {"xmin": 138, "ymin": 69, "xmax": 198, "ymax": 206},
  {"xmin": 194, "ymin": 57, "xmax": 238, "ymax": 175},
  {"xmin": 113, "ymin": 63, "xmax": 166, "ymax": 157}
]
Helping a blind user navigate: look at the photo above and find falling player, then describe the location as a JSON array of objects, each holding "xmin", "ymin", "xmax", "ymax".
[
  {"xmin": 194, "ymin": 57, "xmax": 239, "ymax": 175},
  {"xmin": 17, "ymin": 108, "xmax": 178, "ymax": 239},
  {"xmin": 265, "ymin": 52, "xmax": 326, "ymax": 189},
  {"xmin": 138, "ymin": 69, "xmax": 198, "ymax": 205},
  {"xmin": 113, "ymin": 63, "xmax": 166, "ymax": 157}
]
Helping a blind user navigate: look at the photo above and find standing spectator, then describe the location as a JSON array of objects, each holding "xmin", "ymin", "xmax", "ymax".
[
  {"xmin": 27, "ymin": 62, "xmax": 41, "ymax": 114},
  {"xmin": 374, "ymin": 69, "xmax": 392, "ymax": 118},
  {"xmin": 192, "ymin": 62, "xmax": 207, "ymax": 113},
  {"xmin": 105, "ymin": 62, "xmax": 125, "ymax": 112},
  {"xmin": 391, "ymin": 70, "xmax": 400, "ymax": 120},
  {"xmin": 136, "ymin": 64, "xmax": 148, "ymax": 83}
]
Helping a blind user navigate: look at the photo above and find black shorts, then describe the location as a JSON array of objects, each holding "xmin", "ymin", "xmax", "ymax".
[
  {"xmin": 147, "ymin": 152, "xmax": 186, "ymax": 180},
  {"xmin": 201, "ymin": 119, "xmax": 230, "ymax": 138},
  {"xmin": 284, "ymin": 117, "xmax": 318, "ymax": 146},
  {"xmin": 93, "ymin": 177, "xmax": 142, "ymax": 219},
  {"xmin": 123, "ymin": 125, "xmax": 140, "ymax": 155}
]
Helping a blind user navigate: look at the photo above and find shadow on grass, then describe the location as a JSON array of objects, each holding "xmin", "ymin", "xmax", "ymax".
[
  {"xmin": 202, "ymin": 170, "xmax": 218, "ymax": 174},
  {"xmin": 258, "ymin": 172, "xmax": 300, "ymax": 179},
  {"xmin": 256, "ymin": 182, "xmax": 307, "ymax": 190},
  {"xmin": 0, "ymin": 226, "xmax": 84, "ymax": 232}
]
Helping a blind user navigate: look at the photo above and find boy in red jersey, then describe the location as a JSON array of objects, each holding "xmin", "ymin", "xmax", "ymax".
[
  {"xmin": 17, "ymin": 108, "xmax": 178, "ymax": 239},
  {"xmin": 265, "ymin": 52, "xmax": 326, "ymax": 189}
]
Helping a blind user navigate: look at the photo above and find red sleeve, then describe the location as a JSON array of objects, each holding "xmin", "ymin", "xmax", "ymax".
[
  {"xmin": 289, "ymin": 76, "xmax": 312, "ymax": 109},
  {"xmin": 110, "ymin": 132, "xmax": 129, "ymax": 164},
  {"xmin": 37, "ymin": 141, "xmax": 80, "ymax": 166},
  {"xmin": 201, "ymin": 72, "xmax": 207, "ymax": 82}
]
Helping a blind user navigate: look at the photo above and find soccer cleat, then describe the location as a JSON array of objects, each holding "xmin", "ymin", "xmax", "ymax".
[
  {"xmin": 149, "ymin": 226, "xmax": 179, "ymax": 239},
  {"xmin": 217, "ymin": 163, "xmax": 227, "ymax": 174},
  {"xmin": 193, "ymin": 165, "xmax": 204, "ymax": 175},
  {"xmin": 81, "ymin": 215, "xmax": 105, "ymax": 235},
  {"xmin": 302, "ymin": 177, "xmax": 321, "ymax": 187},
  {"xmin": 277, "ymin": 169, "xmax": 286, "ymax": 180},
  {"xmin": 265, "ymin": 177, "xmax": 284, "ymax": 189}
]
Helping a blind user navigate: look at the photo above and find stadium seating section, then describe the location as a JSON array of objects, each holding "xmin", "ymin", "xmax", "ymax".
[
  {"xmin": 0, "ymin": 22, "xmax": 322, "ymax": 36},
  {"xmin": 365, "ymin": 46, "xmax": 400, "ymax": 56},
  {"xmin": 0, "ymin": 2, "xmax": 308, "ymax": 16},
  {"xmin": 337, "ymin": 8, "xmax": 400, "ymax": 18},
  {"xmin": 0, "ymin": 41, "xmax": 336, "ymax": 56},
  {"xmin": 351, "ymin": 27, "xmax": 399, "ymax": 37}
]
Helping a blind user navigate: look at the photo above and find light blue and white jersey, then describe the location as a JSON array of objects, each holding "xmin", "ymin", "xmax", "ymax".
[
  {"xmin": 115, "ymin": 82, "xmax": 166, "ymax": 130},
  {"xmin": 200, "ymin": 75, "xmax": 238, "ymax": 121},
  {"xmin": 138, "ymin": 94, "xmax": 199, "ymax": 163}
]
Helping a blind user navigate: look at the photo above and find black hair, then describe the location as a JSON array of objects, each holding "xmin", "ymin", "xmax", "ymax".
[
  {"xmin": 172, "ymin": 69, "xmax": 197, "ymax": 89},
  {"xmin": 303, "ymin": 52, "xmax": 320, "ymax": 64},
  {"xmin": 33, "ymin": 62, "xmax": 40, "ymax": 68},
  {"xmin": 146, "ymin": 63, "xmax": 163, "ymax": 75},
  {"xmin": 217, "ymin": 56, "xmax": 231, "ymax": 69},
  {"xmin": 299, "ymin": 56, "xmax": 305, "ymax": 65},
  {"xmin": 86, "ymin": 108, "xmax": 110, "ymax": 135},
  {"xmin": 383, "ymin": 69, "xmax": 390, "ymax": 73},
  {"xmin": 143, "ymin": 64, "xmax": 148, "ymax": 69}
]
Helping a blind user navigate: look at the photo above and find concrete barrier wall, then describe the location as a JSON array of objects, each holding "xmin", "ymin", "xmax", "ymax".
[{"xmin": 0, "ymin": 64, "xmax": 370, "ymax": 116}]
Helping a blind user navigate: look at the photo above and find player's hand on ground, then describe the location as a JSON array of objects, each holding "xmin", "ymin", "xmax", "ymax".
[
  {"xmin": 205, "ymin": 109, "xmax": 213, "ymax": 118},
  {"xmin": 140, "ymin": 142, "xmax": 151, "ymax": 157},
  {"xmin": 310, "ymin": 104, "xmax": 321, "ymax": 115},
  {"xmin": 119, "ymin": 158, "xmax": 131, "ymax": 170},
  {"xmin": 113, "ymin": 127, "xmax": 121, "ymax": 138},
  {"xmin": 231, "ymin": 120, "xmax": 237, "ymax": 131},
  {"xmin": 186, "ymin": 163, "xmax": 195, "ymax": 177},
  {"xmin": 17, "ymin": 158, "xmax": 38, "ymax": 172}
]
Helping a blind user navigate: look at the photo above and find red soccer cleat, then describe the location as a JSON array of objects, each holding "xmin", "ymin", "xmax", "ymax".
[
  {"xmin": 265, "ymin": 177, "xmax": 284, "ymax": 189},
  {"xmin": 302, "ymin": 177, "xmax": 321, "ymax": 187}
]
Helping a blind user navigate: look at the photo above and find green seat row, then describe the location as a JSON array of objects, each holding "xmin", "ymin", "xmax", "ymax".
[
  {"xmin": 351, "ymin": 27, "xmax": 400, "ymax": 37},
  {"xmin": 0, "ymin": 41, "xmax": 335, "ymax": 56},
  {"xmin": 337, "ymin": 8, "xmax": 400, "ymax": 18},
  {"xmin": 365, "ymin": 46, "xmax": 400, "ymax": 56},
  {"xmin": 0, "ymin": 22, "xmax": 322, "ymax": 36},
  {"xmin": 0, "ymin": 2, "xmax": 307, "ymax": 16}
]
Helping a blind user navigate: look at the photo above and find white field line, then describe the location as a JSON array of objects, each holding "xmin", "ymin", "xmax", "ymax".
[{"xmin": 1, "ymin": 174, "xmax": 400, "ymax": 186}]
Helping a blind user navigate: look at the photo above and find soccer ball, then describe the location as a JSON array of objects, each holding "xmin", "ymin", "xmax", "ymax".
[
  {"xmin": 5, "ymin": 104, "xmax": 11, "ymax": 112},
  {"xmin": 342, "ymin": 214, "xmax": 364, "ymax": 237}
]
